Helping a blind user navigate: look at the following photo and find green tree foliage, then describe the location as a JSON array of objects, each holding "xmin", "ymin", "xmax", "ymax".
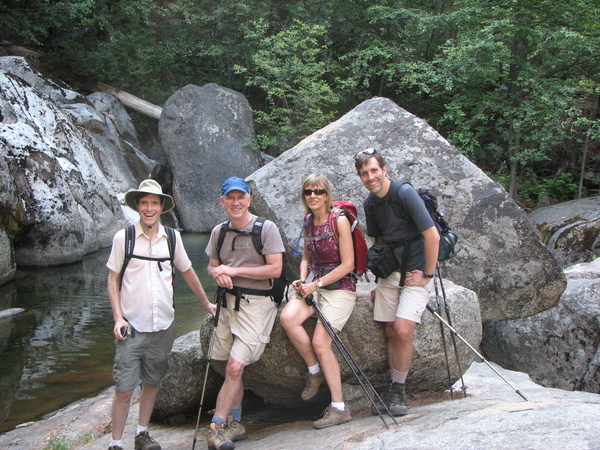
[
  {"xmin": 234, "ymin": 19, "xmax": 340, "ymax": 153},
  {"xmin": 1, "ymin": 0, "xmax": 598, "ymax": 200}
]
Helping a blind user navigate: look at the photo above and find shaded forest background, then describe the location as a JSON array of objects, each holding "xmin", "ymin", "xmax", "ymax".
[{"xmin": 1, "ymin": 0, "xmax": 599, "ymax": 206}]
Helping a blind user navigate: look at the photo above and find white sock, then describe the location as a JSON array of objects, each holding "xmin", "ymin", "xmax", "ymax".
[
  {"xmin": 136, "ymin": 425, "xmax": 148, "ymax": 435},
  {"xmin": 110, "ymin": 439, "xmax": 123, "ymax": 447},
  {"xmin": 331, "ymin": 401, "xmax": 345, "ymax": 411},
  {"xmin": 308, "ymin": 363, "xmax": 321, "ymax": 374},
  {"xmin": 391, "ymin": 369, "xmax": 408, "ymax": 384}
]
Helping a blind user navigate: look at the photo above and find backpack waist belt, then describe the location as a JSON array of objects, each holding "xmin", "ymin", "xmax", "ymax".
[
  {"xmin": 385, "ymin": 235, "xmax": 423, "ymax": 287},
  {"xmin": 223, "ymin": 286, "xmax": 272, "ymax": 311}
]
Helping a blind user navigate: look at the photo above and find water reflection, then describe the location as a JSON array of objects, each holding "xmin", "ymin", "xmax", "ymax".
[{"xmin": 0, "ymin": 233, "xmax": 215, "ymax": 434}]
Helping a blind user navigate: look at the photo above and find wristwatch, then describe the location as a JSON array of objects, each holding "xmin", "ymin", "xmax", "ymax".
[
  {"xmin": 422, "ymin": 269, "xmax": 434, "ymax": 278},
  {"xmin": 317, "ymin": 279, "xmax": 323, "ymax": 288}
]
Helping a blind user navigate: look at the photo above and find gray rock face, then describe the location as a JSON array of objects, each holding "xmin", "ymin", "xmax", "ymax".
[
  {"xmin": 0, "ymin": 57, "xmax": 148, "ymax": 267},
  {"xmin": 529, "ymin": 196, "xmax": 600, "ymax": 267},
  {"xmin": 482, "ymin": 258, "xmax": 600, "ymax": 393},
  {"xmin": 193, "ymin": 283, "xmax": 481, "ymax": 412},
  {"xmin": 152, "ymin": 331, "xmax": 223, "ymax": 420},
  {"xmin": 247, "ymin": 97, "xmax": 565, "ymax": 322},
  {"xmin": 159, "ymin": 83, "xmax": 262, "ymax": 232}
]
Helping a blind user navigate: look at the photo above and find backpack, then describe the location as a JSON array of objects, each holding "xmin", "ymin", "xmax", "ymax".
[
  {"xmin": 215, "ymin": 217, "xmax": 288, "ymax": 306},
  {"xmin": 389, "ymin": 182, "xmax": 458, "ymax": 262},
  {"xmin": 119, "ymin": 224, "xmax": 176, "ymax": 290},
  {"xmin": 293, "ymin": 201, "xmax": 369, "ymax": 280}
]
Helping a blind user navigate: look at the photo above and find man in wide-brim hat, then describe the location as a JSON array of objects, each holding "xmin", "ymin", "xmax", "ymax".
[{"xmin": 105, "ymin": 179, "xmax": 216, "ymax": 450}]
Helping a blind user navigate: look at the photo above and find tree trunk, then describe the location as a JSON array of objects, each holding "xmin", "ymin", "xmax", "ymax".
[{"xmin": 95, "ymin": 82, "xmax": 162, "ymax": 120}]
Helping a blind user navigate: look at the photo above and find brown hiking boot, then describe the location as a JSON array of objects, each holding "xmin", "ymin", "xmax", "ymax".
[
  {"xmin": 222, "ymin": 415, "xmax": 247, "ymax": 442},
  {"xmin": 134, "ymin": 431, "xmax": 161, "ymax": 450},
  {"xmin": 301, "ymin": 370, "xmax": 326, "ymax": 401},
  {"xmin": 388, "ymin": 382, "xmax": 410, "ymax": 416},
  {"xmin": 313, "ymin": 405, "xmax": 352, "ymax": 429},
  {"xmin": 206, "ymin": 422, "xmax": 235, "ymax": 450}
]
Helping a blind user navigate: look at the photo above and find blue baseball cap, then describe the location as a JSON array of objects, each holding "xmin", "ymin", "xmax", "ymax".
[{"xmin": 221, "ymin": 177, "xmax": 250, "ymax": 195}]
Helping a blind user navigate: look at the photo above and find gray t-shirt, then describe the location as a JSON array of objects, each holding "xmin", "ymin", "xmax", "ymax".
[{"xmin": 206, "ymin": 214, "xmax": 285, "ymax": 290}]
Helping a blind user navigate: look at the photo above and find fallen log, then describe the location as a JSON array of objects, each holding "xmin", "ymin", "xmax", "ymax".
[{"xmin": 96, "ymin": 82, "xmax": 162, "ymax": 120}]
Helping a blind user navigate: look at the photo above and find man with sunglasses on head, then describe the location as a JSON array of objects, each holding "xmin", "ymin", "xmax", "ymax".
[
  {"xmin": 204, "ymin": 177, "xmax": 284, "ymax": 450},
  {"xmin": 354, "ymin": 149, "xmax": 439, "ymax": 417}
]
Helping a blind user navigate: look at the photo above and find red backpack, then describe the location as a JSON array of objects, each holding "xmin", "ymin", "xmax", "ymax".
[{"xmin": 293, "ymin": 200, "xmax": 369, "ymax": 280}]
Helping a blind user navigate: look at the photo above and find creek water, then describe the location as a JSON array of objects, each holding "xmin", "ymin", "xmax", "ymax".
[{"xmin": 0, "ymin": 233, "xmax": 218, "ymax": 434}]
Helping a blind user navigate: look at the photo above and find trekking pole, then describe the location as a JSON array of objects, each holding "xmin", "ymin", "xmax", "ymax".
[
  {"xmin": 192, "ymin": 290, "xmax": 223, "ymax": 450},
  {"xmin": 307, "ymin": 293, "xmax": 399, "ymax": 428},
  {"xmin": 435, "ymin": 265, "xmax": 467, "ymax": 398},
  {"xmin": 433, "ymin": 271, "xmax": 455, "ymax": 399},
  {"xmin": 425, "ymin": 304, "xmax": 528, "ymax": 402}
]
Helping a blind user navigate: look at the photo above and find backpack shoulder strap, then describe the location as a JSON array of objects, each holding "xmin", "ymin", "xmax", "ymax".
[
  {"xmin": 215, "ymin": 220, "xmax": 230, "ymax": 264},
  {"xmin": 328, "ymin": 206, "xmax": 343, "ymax": 243},
  {"xmin": 119, "ymin": 225, "xmax": 136, "ymax": 291},
  {"xmin": 388, "ymin": 180, "xmax": 412, "ymax": 219},
  {"xmin": 251, "ymin": 217, "xmax": 266, "ymax": 256},
  {"xmin": 164, "ymin": 226, "xmax": 176, "ymax": 261}
]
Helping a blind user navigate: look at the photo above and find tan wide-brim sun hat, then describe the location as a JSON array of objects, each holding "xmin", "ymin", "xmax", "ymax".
[{"xmin": 124, "ymin": 179, "xmax": 175, "ymax": 213}]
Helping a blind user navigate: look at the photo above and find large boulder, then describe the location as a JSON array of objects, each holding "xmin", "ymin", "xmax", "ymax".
[
  {"xmin": 197, "ymin": 283, "xmax": 481, "ymax": 411},
  {"xmin": 482, "ymin": 258, "xmax": 600, "ymax": 393},
  {"xmin": 528, "ymin": 197, "xmax": 600, "ymax": 267},
  {"xmin": 247, "ymin": 97, "xmax": 565, "ymax": 323},
  {"xmin": 0, "ymin": 57, "xmax": 147, "ymax": 267},
  {"xmin": 159, "ymin": 83, "xmax": 263, "ymax": 232},
  {"xmin": 153, "ymin": 331, "xmax": 223, "ymax": 420}
]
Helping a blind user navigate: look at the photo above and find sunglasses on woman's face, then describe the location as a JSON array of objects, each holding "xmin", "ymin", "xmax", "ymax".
[{"xmin": 303, "ymin": 188, "xmax": 327, "ymax": 196}]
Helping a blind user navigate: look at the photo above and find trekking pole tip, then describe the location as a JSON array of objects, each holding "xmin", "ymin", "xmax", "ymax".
[{"xmin": 516, "ymin": 390, "xmax": 528, "ymax": 401}]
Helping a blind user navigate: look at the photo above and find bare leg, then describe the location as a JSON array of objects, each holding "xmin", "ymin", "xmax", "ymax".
[
  {"xmin": 137, "ymin": 384, "xmax": 159, "ymax": 428},
  {"xmin": 111, "ymin": 389, "xmax": 134, "ymax": 440},
  {"xmin": 391, "ymin": 317, "xmax": 417, "ymax": 372},
  {"xmin": 312, "ymin": 323, "xmax": 343, "ymax": 403},
  {"xmin": 280, "ymin": 297, "xmax": 319, "ymax": 367},
  {"xmin": 214, "ymin": 357, "xmax": 245, "ymax": 419}
]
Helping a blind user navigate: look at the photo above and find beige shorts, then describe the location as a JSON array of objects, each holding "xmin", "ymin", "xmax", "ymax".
[
  {"xmin": 373, "ymin": 271, "xmax": 433, "ymax": 323},
  {"xmin": 312, "ymin": 289, "xmax": 357, "ymax": 331},
  {"xmin": 211, "ymin": 293, "xmax": 278, "ymax": 366}
]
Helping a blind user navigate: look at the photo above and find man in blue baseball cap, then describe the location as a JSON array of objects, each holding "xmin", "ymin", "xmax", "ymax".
[{"xmin": 204, "ymin": 176, "xmax": 285, "ymax": 450}]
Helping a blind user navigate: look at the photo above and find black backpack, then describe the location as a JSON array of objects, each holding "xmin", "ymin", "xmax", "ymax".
[
  {"xmin": 118, "ymin": 225, "xmax": 176, "ymax": 290},
  {"xmin": 388, "ymin": 181, "xmax": 458, "ymax": 262},
  {"xmin": 216, "ymin": 217, "xmax": 288, "ymax": 307}
]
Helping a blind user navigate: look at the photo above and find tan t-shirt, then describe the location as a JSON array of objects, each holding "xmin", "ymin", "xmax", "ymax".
[{"xmin": 206, "ymin": 215, "xmax": 284, "ymax": 290}]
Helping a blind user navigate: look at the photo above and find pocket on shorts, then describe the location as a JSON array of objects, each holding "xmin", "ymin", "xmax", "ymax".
[{"xmin": 258, "ymin": 333, "xmax": 271, "ymax": 344}]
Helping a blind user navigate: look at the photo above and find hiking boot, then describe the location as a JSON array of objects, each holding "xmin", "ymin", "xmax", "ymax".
[
  {"xmin": 223, "ymin": 415, "xmax": 247, "ymax": 442},
  {"xmin": 134, "ymin": 431, "xmax": 161, "ymax": 450},
  {"xmin": 206, "ymin": 422, "xmax": 235, "ymax": 450},
  {"xmin": 371, "ymin": 389, "xmax": 390, "ymax": 415},
  {"xmin": 313, "ymin": 405, "xmax": 352, "ymax": 429},
  {"xmin": 108, "ymin": 447, "xmax": 123, "ymax": 450},
  {"xmin": 388, "ymin": 382, "xmax": 410, "ymax": 416},
  {"xmin": 301, "ymin": 370, "xmax": 326, "ymax": 401}
]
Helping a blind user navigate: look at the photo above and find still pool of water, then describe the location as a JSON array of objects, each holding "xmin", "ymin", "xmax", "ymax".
[{"xmin": 0, "ymin": 233, "xmax": 217, "ymax": 434}]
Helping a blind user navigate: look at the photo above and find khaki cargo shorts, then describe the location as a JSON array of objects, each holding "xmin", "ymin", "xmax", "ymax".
[
  {"xmin": 373, "ymin": 271, "xmax": 433, "ymax": 323},
  {"xmin": 211, "ymin": 292, "xmax": 278, "ymax": 366}
]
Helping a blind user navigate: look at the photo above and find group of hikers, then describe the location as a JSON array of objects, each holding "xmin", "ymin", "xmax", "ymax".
[{"xmin": 106, "ymin": 148, "xmax": 440, "ymax": 450}]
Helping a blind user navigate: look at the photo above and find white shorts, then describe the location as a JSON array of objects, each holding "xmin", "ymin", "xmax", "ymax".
[{"xmin": 373, "ymin": 271, "xmax": 433, "ymax": 323}]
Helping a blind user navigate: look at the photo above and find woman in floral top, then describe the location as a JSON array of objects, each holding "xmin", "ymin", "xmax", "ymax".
[{"xmin": 280, "ymin": 173, "xmax": 357, "ymax": 429}]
